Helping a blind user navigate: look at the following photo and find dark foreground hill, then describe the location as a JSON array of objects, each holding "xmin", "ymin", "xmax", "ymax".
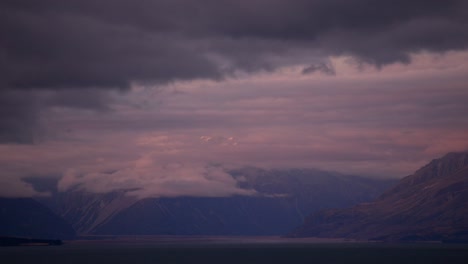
[
  {"xmin": 37, "ymin": 168, "xmax": 396, "ymax": 236},
  {"xmin": 0, "ymin": 198, "xmax": 75, "ymax": 240},
  {"xmin": 291, "ymin": 152, "xmax": 468, "ymax": 242}
]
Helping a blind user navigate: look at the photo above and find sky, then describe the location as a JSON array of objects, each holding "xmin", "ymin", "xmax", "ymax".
[{"xmin": 1, "ymin": 0, "xmax": 468, "ymax": 198}]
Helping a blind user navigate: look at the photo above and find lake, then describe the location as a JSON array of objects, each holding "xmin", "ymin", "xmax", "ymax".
[{"xmin": 1, "ymin": 237, "xmax": 468, "ymax": 264}]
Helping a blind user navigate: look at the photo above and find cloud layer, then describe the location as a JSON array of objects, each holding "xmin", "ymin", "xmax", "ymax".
[
  {"xmin": 2, "ymin": 0, "xmax": 468, "ymax": 142},
  {"xmin": 1, "ymin": 1, "xmax": 468, "ymax": 197},
  {"xmin": 1, "ymin": 51, "xmax": 468, "ymax": 197}
]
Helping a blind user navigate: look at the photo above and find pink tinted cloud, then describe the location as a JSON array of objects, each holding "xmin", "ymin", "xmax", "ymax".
[{"xmin": 1, "ymin": 51, "xmax": 468, "ymax": 197}]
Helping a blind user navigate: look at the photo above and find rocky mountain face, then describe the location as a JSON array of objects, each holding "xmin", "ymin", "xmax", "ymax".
[
  {"xmin": 291, "ymin": 152, "xmax": 468, "ymax": 242},
  {"xmin": 38, "ymin": 190, "xmax": 137, "ymax": 235},
  {"xmin": 41, "ymin": 168, "xmax": 395, "ymax": 236},
  {"xmin": 0, "ymin": 198, "xmax": 75, "ymax": 239}
]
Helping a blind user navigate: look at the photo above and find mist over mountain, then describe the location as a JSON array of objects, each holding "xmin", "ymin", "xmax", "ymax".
[
  {"xmin": 291, "ymin": 152, "xmax": 468, "ymax": 242},
  {"xmin": 4, "ymin": 151, "xmax": 468, "ymax": 240},
  {"xmin": 35, "ymin": 168, "xmax": 395, "ymax": 236}
]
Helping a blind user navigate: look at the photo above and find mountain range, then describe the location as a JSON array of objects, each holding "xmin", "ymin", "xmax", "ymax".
[
  {"xmin": 4, "ymin": 152, "xmax": 467, "ymax": 242},
  {"xmin": 291, "ymin": 152, "xmax": 468, "ymax": 242},
  {"xmin": 0, "ymin": 198, "xmax": 75, "ymax": 239},
  {"xmin": 36, "ymin": 168, "xmax": 395, "ymax": 236}
]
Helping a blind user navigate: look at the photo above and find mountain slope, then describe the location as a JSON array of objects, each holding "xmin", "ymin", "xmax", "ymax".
[
  {"xmin": 38, "ymin": 190, "xmax": 137, "ymax": 235},
  {"xmin": 291, "ymin": 152, "xmax": 468, "ymax": 242},
  {"xmin": 91, "ymin": 168, "xmax": 395, "ymax": 236},
  {"xmin": 0, "ymin": 198, "xmax": 75, "ymax": 239}
]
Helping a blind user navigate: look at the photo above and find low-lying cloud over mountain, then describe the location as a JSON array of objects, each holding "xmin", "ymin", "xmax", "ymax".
[{"xmin": 1, "ymin": 1, "xmax": 468, "ymax": 198}]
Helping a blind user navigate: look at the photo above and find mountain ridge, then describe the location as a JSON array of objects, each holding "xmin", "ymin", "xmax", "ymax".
[
  {"xmin": 291, "ymin": 151, "xmax": 468, "ymax": 242},
  {"xmin": 0, "ymin": 198, "xmax": 75, "ymax": 240},
  {"xmin": 36, "ymin": 168, "xmax": 396, "ymax": 236}
]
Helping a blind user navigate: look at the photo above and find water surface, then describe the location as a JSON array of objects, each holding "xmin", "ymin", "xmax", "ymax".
[{"xmin": 1, "ymin": 237, "xmax": 467, "ymax": 264}]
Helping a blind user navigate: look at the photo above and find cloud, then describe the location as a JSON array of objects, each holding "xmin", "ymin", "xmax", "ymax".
[
  {"xmin": 1, "ymin": 2, "xmax": 468, "ymax": 198},
  {"xmin": 200, "ymin": 136, "xmax": 238, "ymax": 146},
  {"xmin": 4, "ymin": 0, "xmax": 466, "ymax": 83},
  {"xmin": 0, "ymin": 88, "xmax": 117, "ymax": 143},
  {"xmin": 2, "ymin": 0, "xmax": 468, "ymax": 142},
  {"xmin": 302, "ymin": 62, "xmax": 336, "ymax": 75},
  {"xmin": 0, "ymin": 175, "xmax": 48, "ymax": 198},
  {"xmin": 0, "ymin": 90, "xmax": 41, "ymax": 143},
  {"xmin": 57, "ymin": 152, "xmax": 256, "ymax": 198},
  {"xmin": 1, "ymin": 50, "xmax": 467, "ymax": 198}
]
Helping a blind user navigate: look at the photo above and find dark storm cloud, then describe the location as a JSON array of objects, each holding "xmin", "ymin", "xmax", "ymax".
[
  {"xmin": 302, "ymin": 62, "xmax": 336, "ymax": 75},
  {"xmin": 45, "ymin": 89, "xmax": 114, "ymax": 111},
  {"xmin": 3, "ymin": 0, "xmax": 468, "ymax": 89},
  {"xmin": 1, "ymin": 10, "xmax": 221, "ymax": 90},
  {"xmin": 0, "ymin": 89, "xmax": 114, "ymax": 143},
  {"xmin": 1, "ymin": 0, "xmax": 468, "ymax": 142},
  {"xmin": 0, "ymin": 91, "xmax": 39, "ymax": 143}
]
